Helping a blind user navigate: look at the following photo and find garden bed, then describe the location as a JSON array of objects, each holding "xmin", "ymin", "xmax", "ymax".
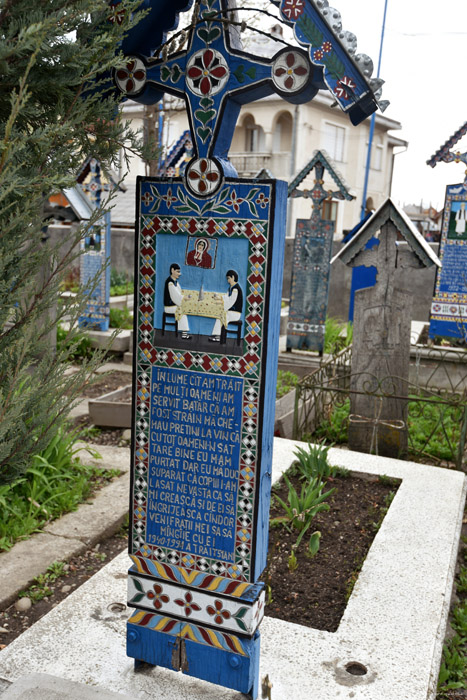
[{"xmin": 262, "ymin": 468, "xmax": 396, "ymax": 631}]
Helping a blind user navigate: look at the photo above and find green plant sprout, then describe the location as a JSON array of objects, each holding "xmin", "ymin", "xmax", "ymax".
[
  {"xmin": 294, "ymin": 442, "xmax": 336, "ymax": 481},
  {"xmin": 271, "ymin": 473, "xmax": 334, "ymax": 563}
]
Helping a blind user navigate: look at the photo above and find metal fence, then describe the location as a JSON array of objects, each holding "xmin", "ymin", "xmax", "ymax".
[{"xmin": 293, "ymin": 344, "xmax": 467, "ymax": 470}]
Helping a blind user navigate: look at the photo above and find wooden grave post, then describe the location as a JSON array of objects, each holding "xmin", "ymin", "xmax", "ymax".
[
  {"xmin": 332, "ymin": 198, "xmax": 440, "ymax": 458},
  {"xmin": 102, "ymin": 0, "xmax": 388, "ymax": 695},
  {"xmin": 427, "ymin": 122, "xmax": 467, "ymax": 341},
  {"xmin": 76, "ymin": 157, "xmax": 119, "ymax": 331},
  {"xmin": 287, "ymin": 150, "xmax": 354, "ymax": 353}
]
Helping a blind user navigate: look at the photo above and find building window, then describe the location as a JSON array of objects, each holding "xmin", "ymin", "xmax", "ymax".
[
  {"xmin": 244, "ymin": 115, "xmax": 264, "ymax": 152},
  {"xmin": 321, "ymin": 200, "xmax": 338, "ymax": 221},
  {"xmin": 324, "ymin": 122, "xmax": 345, "ymax": 162}
]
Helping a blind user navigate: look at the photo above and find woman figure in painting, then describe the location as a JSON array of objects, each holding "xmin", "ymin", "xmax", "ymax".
[{"xmin": 186, "ymin": 238, "xmax": 212, "ymax": 268}]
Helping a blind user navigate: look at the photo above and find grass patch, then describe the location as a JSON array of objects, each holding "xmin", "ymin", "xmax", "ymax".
[
  {"xmin": 0, "ymin": 427, "xmax": 120, "ymax": 551},
  {"xmin": 276, "ymin": 370, "xmax": 299, "ymax": 399},
  {"xmin": 19, "ymin": 561, "xmax": 67, "ymax": 602},
  {"xmin": 437, "ymin": 560, "xmax": 467, "ymax": 695},
  {"xmin": 311, "ymin": 395, "xmax": 463, "ymax": 463}
]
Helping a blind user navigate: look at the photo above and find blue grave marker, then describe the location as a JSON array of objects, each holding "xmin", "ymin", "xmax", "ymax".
[
  {"xmin": 427, "ymin": 122, "xmax": 467, "ymax": 340},
  {"xmin": 287, "ymin": 150, "xmax": 354, "ymax": 353},
  {"xmin": 76, "ymin": 157, "xmax": 118, "ymax": 331},
  {"xmin": 100, "ymin": 0, "xmax": 388, "ymax": 696}
]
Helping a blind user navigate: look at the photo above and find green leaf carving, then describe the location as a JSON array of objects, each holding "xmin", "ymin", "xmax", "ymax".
[
  {"xmin": 133, "ymin": 578, "xmax": 144, "ymax": 593},
  {"xmin": 234, "ymin": 64, "xmax": 257, "ymax": 84},
  {"xmin": 197, "ymin": 126, "xmax": 212, "ymax": 143},
  {"xmin": 129, "ymin": 592, "xmax": 145, "ymax": 604},
  {"xmin": 324, "ymin": 53, "xmax": 346, "ymax": 81},
  {"xmin": 160, "ymin": 66, "xmax": 170, "ymax": 82},
  {"xmin": 298, "ymin": 15, "xmax": 323, "ymax": 48},
  {"xmin": 200, "ymin": 96, "xmax": 214, "ymax": 108},
  {"xmin": 171, "ymin": 64, "xmax": 182, "ymax": 83},
  {"xmin": 194, "ymin": 108, "xmax": 216, "ymax": 125},
  {"xmin": 247, "ymin": 200, "xmax": 259, "ymax": 218},
  {"xmin": 197, "ymin": 25, "xmax": 221, "ymax": 44}
]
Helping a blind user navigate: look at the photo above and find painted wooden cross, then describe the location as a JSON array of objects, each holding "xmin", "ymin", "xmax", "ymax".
[
  {"xmin": 76, "ymin": 157, "xmax": 118, "ymax": 331},
  {"xmin": 102, "ymin": 0, "xmax": 388, "ymax": 696},
  {"xmin": 427, "ymin": 122, "xmax": 467, "ymax": 340},
  {"xmin": 287, "ymin": 149, "xmax": 354, "ymax": 353},
  {"xmin": 332, "ymin": 198, "xmax": 440, "ymax": 458}
]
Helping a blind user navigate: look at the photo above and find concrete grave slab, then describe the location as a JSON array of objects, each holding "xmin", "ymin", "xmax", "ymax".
[
  {"xmin": 0, "ymin": 439, "xmax": 464, "ymax": 700},
  {"xmin": 0, "ymin": 673, "xmax": 134, "ymax": 699}
]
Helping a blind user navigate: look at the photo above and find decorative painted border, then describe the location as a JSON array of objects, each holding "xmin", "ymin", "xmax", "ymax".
[
  {"xmin": 129, "ymin": 556, "xmax": 261, "ymax": 597},
  {"xmin": 131, "ymin": 178, "xmax": 275, "ymax": 583},
  {"xmin": 128, "ymin": 610, "xmax": 249, "ymax": 656},
  {"xmin": 128, "ymin": 572, "xmax": 265, "ymax": 634}
]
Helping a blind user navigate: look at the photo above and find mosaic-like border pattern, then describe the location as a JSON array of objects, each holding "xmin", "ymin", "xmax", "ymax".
[{"xmin": 131, "ymin": 179, "xmax": 274, "ymax": 583}]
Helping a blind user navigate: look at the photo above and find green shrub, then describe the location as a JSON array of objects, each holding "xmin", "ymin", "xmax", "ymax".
[
  {"xmin": 109, "ymin": 306, "xmax": 133, "ymax": 329},
  {"xmin": 0, "ymin": 427, "xmax": 119, "ymax": 551},
  {"xmin": 56, "ymin": 323, "xmax": 93, "ymax": 362},
  {"xmin": 110, "ymin": 269, "xmax": 134, "ymax": 297}
]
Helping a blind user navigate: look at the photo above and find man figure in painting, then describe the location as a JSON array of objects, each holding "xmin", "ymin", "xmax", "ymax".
[
  {"xmin": 186, "ymin": 238, "xmax": 212, "ymax": 268},
  {"xmin": 164, "ymin": 263, "xmax": 191, "ymax": 340},
  {"xmin": 209, "ymin": 269, "xmax": 243, "ymax": 342}
]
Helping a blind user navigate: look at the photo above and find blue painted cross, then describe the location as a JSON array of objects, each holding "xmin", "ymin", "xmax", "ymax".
[{"xmin": 112, "ymin": 0, "xmax": 383, "ymax": 196}]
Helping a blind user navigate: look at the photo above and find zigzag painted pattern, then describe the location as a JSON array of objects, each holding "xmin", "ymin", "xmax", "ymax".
[
  {"xmin": 129, "ymin": 554, "xmax": 258, "ymax": 596},
  {"xmin": 128, "ymin": 610, "xmax": 248, "ymax": 655}
]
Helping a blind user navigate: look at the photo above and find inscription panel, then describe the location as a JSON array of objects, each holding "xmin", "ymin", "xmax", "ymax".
[{"xmin": 148, "ymin": 367, "xmax": 243, "ymax": 561}]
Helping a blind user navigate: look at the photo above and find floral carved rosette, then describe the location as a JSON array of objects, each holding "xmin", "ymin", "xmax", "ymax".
[
  {"xmin": 186, "ymin": 157, "xmax": 222, "ymax": 196},
  {"xmin": 186, "ymin": 49, "xmax": 229, "ymax": 97},
  {"xmin": 114, "ymin": 57, "xmax": 146, "ymax": 95},
  {"xmin": 272, "ymin": 50, "xmax": 310, "ymax": 94}
]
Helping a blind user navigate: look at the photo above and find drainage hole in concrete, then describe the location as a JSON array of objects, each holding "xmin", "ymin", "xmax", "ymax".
[
  {"xmin": 107, "ymin": 602, "xmax": 126, "ymax": 613},
  {"xmin": 345, "ymin": 662, "xmax": 368, "ymax": 676}
]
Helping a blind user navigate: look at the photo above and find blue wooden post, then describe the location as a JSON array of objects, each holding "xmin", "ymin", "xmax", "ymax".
[
  {"xmin": 100, "ymin": 0, "xmax": 387, "ymax": 695},
  {"xmin": 287, "ymin": 150, "xmax": 354, "ymax": 352}
]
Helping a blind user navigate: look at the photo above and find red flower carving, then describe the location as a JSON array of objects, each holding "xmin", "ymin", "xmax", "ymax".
[
  {"xmin": 174, "ymin": 591, "xmax": 201, "ymax": 617},
  {"xmin": 334, "ymin": 76, "xmax": 357, "ymax": 100},
  {"xmin": 322, "ymin": 41, "xmax": 333, "ymax": 53},
  {"xmin": 108, "ymin": 1, "xmax": 126, "ymax": 24},
  {"xmin": 187, "ymin": 158, "xmax": 220, "ymax": 195},
  {"xmin": 226, "ymin": 190, "xmax": 245, "ymax": 213},
  {"xmin": 207, "ymin": 599, "xmax": 231, "ymax": 625},
  {"xmin": 281, "ymin": 0, "xmax": 305, "ymax": 20},
  {"xmin": 115, "ymin": 59, "xmax": 146, "ymax": 94},
  {"xmin": 187, "ymin": 49, "xmax": 228, "ymax": 95},
  {"xmin": 146, "ymin": 583, "xmax": 170, "ymax": 610},
  {"xmin": 273, "ymin": 52, "xmax": 309, "ymax": 91}
]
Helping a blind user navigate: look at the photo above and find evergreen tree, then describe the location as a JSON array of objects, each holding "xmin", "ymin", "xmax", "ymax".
[{"xmin": 0, "ymin": 0, "xmax": 145, "ymax": 483}]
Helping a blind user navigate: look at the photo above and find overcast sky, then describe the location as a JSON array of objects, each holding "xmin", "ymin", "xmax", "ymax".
[{"xmin": 338, "ymin": 0, "xmax": 466, "ymax": 209}]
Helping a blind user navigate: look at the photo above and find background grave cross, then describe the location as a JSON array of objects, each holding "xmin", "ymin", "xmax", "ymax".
[
  {"xmin": 114, "ymin": 0, "xmax": 319, "ymax": 197},
  {"xmin": 285, "ymin": 150, "xmax": 353, "ymax": 352},
  {"xmin": 427, "ymin": 121, "xmax": 467, "ymax": 184},
  {"xmin": 288, "ymin": 150, "xmax": 354, "ymax": 224}
]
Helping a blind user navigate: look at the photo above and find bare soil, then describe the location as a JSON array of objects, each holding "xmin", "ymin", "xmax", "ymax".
[{"xmin": 262, "ymin": 470, "xmax": 397, "ymax": 631}]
